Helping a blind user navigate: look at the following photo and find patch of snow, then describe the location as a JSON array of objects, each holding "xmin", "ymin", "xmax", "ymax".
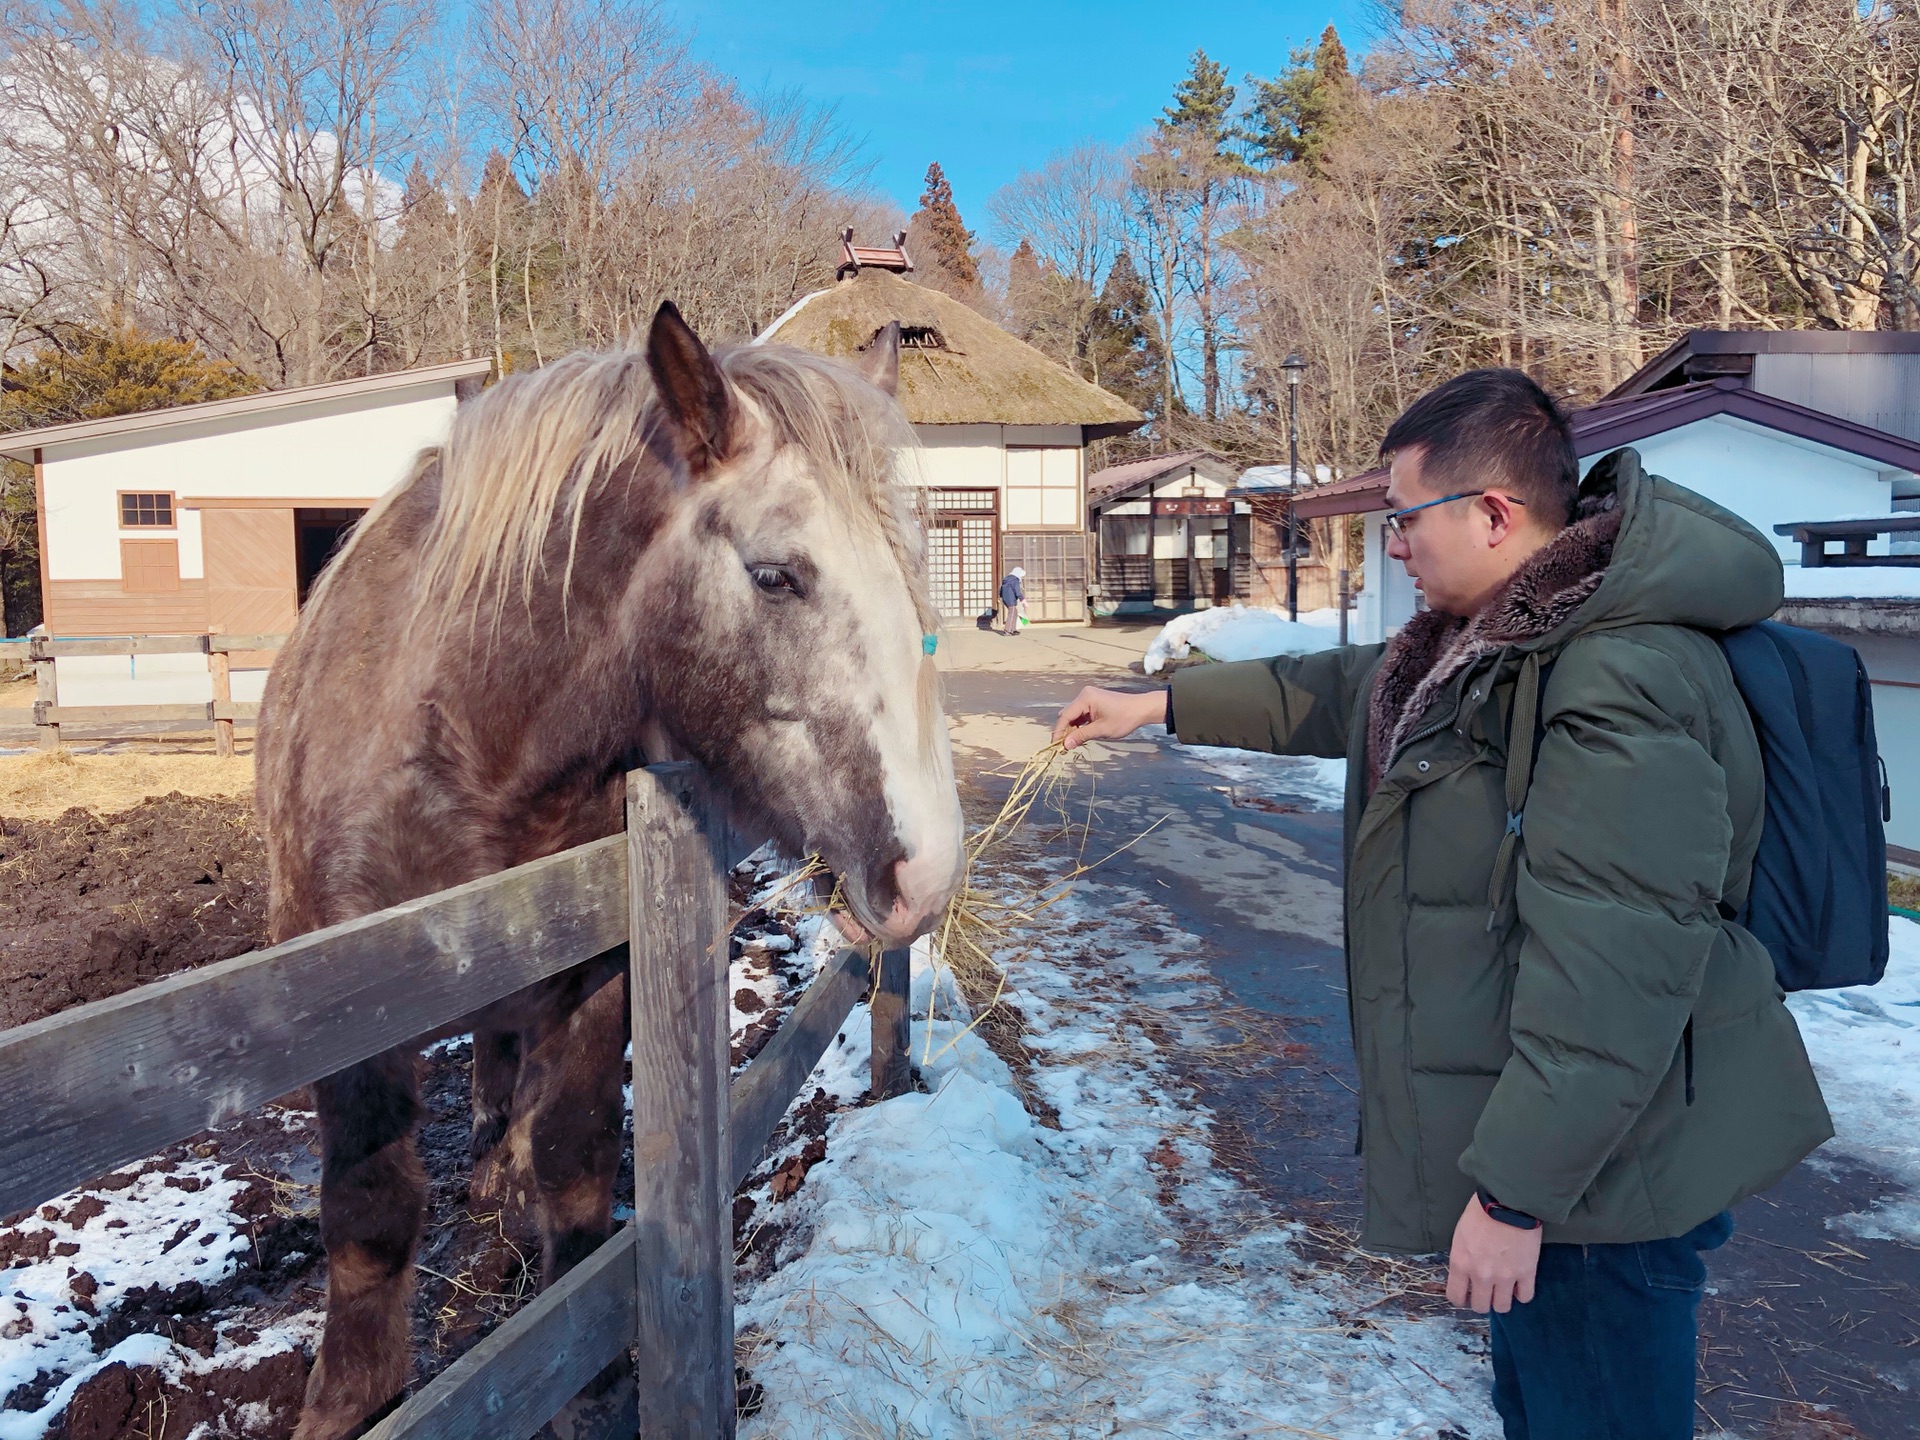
[
  {"xmin": 1781, "ymin": 566, "xmax": 1920, "ymax": 599},
  {"xmin": 1788, "ymin": 916, "xmax": 1920, "ymax": 1243},
  {"xmin": 1173, "ymin": 736, "xmax": 1349, "ymax": 813},
  {"xmin": 0, "ymin": 1157, "xmax": 304, "ymax": 1440},
  {"xmin": 1143, "ymin": 605, "xmax": 1342, "ymax": 675},
  {"xmin": 739, "ymin": 873, "xmax": 1496, "ymax": 1438}
]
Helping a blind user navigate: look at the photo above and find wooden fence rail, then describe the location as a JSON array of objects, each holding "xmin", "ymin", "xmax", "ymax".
[
  {"xmin": 0, "ymin": 762, "xmax": 912, "ymax": 1440},
  {"xmin": 2, "ymin": 632, "xmax": 289, "ymax": 754}
]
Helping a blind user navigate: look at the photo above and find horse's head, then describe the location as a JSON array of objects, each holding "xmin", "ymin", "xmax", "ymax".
[{"xmin": 636, "ymin": 304, "xmax": 963, "ymax": 943}]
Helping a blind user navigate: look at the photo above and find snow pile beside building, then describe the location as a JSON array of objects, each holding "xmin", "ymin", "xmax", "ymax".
[
  {"xmin": 1142, "ymin": 605, "xmax": 1341, "ymax": 675},
  {"xmin": 738, "ymin": 875, "xmax": 1495, "ymax": 1439},
  {"xmin": 1789, "ymin": 915, "xmax": 1920, "ymax": 1243},
  {"xmin": 1781, "ymin": 566, "xmax": 1920, "ymax": 600}
]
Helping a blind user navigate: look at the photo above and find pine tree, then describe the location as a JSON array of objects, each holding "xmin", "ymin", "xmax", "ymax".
[
  {"xmin": 1161, "ymin": 49, "xmax": 1238, "ymax": 157},
  {"xmin": 0, "ymin": 327, "xmax": 260, "ymax": 633},
  {"xmin": 908, "ymin": 162, "xmax": 980, "ymax": 289},
  {"xmin": 1245, "ymin": 25, "xmax": 1354, "ymax": 175}
]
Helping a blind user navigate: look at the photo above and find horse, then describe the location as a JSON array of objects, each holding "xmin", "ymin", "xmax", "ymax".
[{"xmin": 255, "ymin": 303, "xmax": 965, "ymax": 1440}]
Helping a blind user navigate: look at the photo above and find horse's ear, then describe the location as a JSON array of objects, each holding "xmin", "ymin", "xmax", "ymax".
[
  {"xmin": 646, "ymin": 301, "xmax": 735, "ymax": 476},
  {"xmin": 865, "ymin": 321, "xmax": 900, "ymax": 397}
]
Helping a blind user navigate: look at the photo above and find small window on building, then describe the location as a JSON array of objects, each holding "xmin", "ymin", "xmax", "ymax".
[
  {"xmin": 121, "ymin": 538, "xmax": 181, "ymax": 593},
  {"xmin": 119, "ymin": 492, "xmax": 175, "ymax": 527}
]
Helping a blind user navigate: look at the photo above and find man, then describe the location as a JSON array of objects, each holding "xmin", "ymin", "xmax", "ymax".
[
  {"xmin": 999, "ymin": 565, "xmax": 1025, "ymax": 636},
  {"xmin": 1053, "ymin": 370, "xmax": 1831, "ymax": 1439}
]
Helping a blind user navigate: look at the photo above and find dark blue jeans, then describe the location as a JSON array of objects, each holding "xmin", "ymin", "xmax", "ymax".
[{"xmin": 1489, "ymin": 1212, "xmax": 1733, "ymax": 1440}]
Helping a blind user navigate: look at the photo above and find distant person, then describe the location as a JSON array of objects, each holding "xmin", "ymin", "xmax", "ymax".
[
  {"xmin": 999, "ymin": 566, "xmax": 1025, "ymax": 636},
  {"xmin": 1052, "ymin": 369, "xmax": 1831, "ymax": 1439}
]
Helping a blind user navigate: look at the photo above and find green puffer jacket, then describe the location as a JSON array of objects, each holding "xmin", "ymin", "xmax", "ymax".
[{"xmin": 1170, "ymin": 450, "xmax": 1832, "ymax": 1253}]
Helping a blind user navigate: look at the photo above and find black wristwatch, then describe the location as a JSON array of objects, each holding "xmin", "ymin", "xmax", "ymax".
[{"xmin": 1476, "ymin": 1186, "xmax": 1542, "ymax": 1231}]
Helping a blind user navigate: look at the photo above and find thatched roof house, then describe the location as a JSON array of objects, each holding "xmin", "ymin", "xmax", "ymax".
[
  {"xmin": 761, "ymin": 267, "xmax": 1142, "ymax": 434},
  {"xmin": 760, "ymin": 242, "xmax": 1144, "ymax": 624}
]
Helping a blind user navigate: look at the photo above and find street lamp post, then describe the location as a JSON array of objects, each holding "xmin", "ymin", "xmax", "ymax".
[{"xmin": 1281, "ymin": 353, "xmax": 1308, "ymax": 622}]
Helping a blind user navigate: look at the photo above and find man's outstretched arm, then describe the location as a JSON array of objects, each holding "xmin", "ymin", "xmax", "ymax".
[{"xmin": 1053, "ymin": 643, "xmax": 1385, "ymax": 757}]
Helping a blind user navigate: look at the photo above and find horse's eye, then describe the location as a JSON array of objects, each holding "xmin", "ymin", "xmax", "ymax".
[{"xmin": 750, "ymin": 564, "xmax": 797, "ymax": 595}]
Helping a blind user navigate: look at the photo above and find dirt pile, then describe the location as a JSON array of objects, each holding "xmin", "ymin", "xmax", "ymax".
[{"xmin": 0, "ymin": 794, "xmax": 268, "ymax": 1029}]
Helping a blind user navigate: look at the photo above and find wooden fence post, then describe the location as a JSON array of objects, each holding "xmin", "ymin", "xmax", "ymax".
[
  {"xmin": 870, "ymin": 947, "xmax": 912, "ymax": 1100},
  {"xmin": 208, "ymin": 641, "xmax": 234, "ymax": 759},
  {"xmin": 627, "ymin": 763, "xmax": 735, "ymax": 1440},
  {"xmin": 32, "ymin": 643, "xmax": 58, "ymax": 752}
]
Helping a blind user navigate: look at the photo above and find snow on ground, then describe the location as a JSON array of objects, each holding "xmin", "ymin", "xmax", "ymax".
[
  {"xmin": 0, "ymin": 1152, "xmax": 318, "ymax": 1440},
  {"xmin": 1161, "ymin": 723, "xmax": 1349, "ymax": 814},
  {"xmin": 1143, "ymin": 605, "xmax": 1342, "ymax": 675},
  {"xmin": 1788, "ymin": 915, "xmax": 1920, "ymax": 1244},
  {"xmin": 738, "ymin": 865, "xmax": 1496, "ymax": 1439},
  {"xmin": 1781, "ymin": 565, "xmax": 1920, "ymax": 600}
]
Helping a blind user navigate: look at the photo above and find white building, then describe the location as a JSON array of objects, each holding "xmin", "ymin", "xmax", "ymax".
[
  {"xmin": 1, "ymin": 358, "xmax": 489, "ymax": 703},
  {"xmin": 759, "ymin": 233, "xmax": 1144, "ymax": 623}
]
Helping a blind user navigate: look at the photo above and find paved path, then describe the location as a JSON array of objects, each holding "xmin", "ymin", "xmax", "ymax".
[{"xmin": 945, "ymin": 625, "xmax": 1920, "ymax": 1439}]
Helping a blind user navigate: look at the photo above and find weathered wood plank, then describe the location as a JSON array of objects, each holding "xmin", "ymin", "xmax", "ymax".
[
  {"xmin": 33, "ymin": 653, "xmax": 57, "ymax": 752},
  {"xmin": 871, "ymin": 946, "xmax": 913, "ymax": 1101},
  {"xmin": 208, "ymin": 632, "xmax": 287, "ymax": 653},
  {"xmin": 0, "ymin": 836, "xmax": 627, "ymax": 1219},
  {"xmin": 28, "ymin": 635, "xmax": 209, "ymax": 659},
  {"xmin": 33, "ymin": 703, "xmax": 210, "ymax": 725},
  {"xmin": 364, "ymin": 1226, "xmax": 638, "ymax": 1440},
  {"xmin": 209, "ymin": 700, "xmax": 261, "ymax": 722},
  {"xmin": 627, "ymin": 764, "xmax": 735, "ymax": 1439},
  {"xmin": 730, "ymin": 947, "xmax": 869, "ymax": 1188},
  {"xmin": 209, "ymin": 649, "xmax": 234, "ymax": 758}
]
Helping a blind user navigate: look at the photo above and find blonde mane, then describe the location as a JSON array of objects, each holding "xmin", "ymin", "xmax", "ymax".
[{"xmin": 400, "ymin": 342, "xmax": 936, "ymax": 634}]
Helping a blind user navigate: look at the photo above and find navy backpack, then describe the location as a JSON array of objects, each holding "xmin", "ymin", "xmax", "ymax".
[
  {"xmin": 1718, "ymin": 622, "xmax": 1891, "ymax": 992},
  {"xmin": 1516, "ymin": 621, "xmax": 1890, "ymax": 992}
]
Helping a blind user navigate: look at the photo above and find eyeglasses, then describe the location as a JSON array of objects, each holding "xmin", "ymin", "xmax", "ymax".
[{"xmin": 1384, "ymin": 489, "xmax": 1526, "ymax": 541}]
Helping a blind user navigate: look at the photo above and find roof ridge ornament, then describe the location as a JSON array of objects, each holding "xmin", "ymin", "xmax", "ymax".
[{"xmin": 838, "ymin": 227, "xmax": 914, "ymax": 281}]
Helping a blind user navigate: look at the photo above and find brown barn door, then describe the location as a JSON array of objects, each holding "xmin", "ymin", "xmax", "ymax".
[{"xmin": 202, "ymin": 507, "xmax": 299, "ymax": 638}]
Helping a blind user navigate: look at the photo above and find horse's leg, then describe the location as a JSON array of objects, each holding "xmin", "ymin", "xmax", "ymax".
[
  {"xmin": 469, "ymin": 1026, "xmax": 539, "ymax": 1238},
  {"xmin": 520, "ymin": 976, "xmax": 629, "ymax": 1278},
  {"xmin": 294, "ymin": 1047, "xmax": 427, "ymax": 1440},
  {"xmin": 470, "ymin": 1026, "xmax": 522, "ymax": 1164},
  {"xmin": 517, "ymin": 976, "xmax": 633, "ymax": 1439}
]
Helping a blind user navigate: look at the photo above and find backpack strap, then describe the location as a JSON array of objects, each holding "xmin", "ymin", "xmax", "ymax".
[{"xmin": 1486, "ymin": 652, "xmax": 1546, "ymax": 931}]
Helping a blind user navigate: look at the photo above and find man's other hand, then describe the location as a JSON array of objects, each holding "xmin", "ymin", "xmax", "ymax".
[
  {"xmin": 1446, "ymin": 1194, "xmax": 1542, "ymax": 1313},
  {"xmin": 1052, "ymin": 687, "xmax": 1166, "ymax": 750}
]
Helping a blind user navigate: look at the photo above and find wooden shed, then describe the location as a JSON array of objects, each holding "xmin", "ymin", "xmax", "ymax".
[
  {"xmin": 759, "ymin": 234, "xmax": 1143, "ymax": 623},
  {"xmin": 2, "ymin": 358, "xmax": 489, "ymax": 705}
]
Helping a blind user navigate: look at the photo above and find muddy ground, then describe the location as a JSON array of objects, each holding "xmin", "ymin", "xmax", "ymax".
[
  {"xmin": 0, "ymin": 796, "xmax": 268, "ymax": 1031},
  {"xmin": 0, "ymin": 795, "xmax": 842, "ymax": 1440}
]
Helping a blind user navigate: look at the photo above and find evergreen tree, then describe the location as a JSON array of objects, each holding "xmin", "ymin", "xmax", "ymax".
[
  {"xmin": 1245, "ymin": 25, "xmax": 1354, "ymax": 176},
  {"xmin": 908, "ymin": 162, "xmax": 980, "ymax": 289},
  {"xmin": 1088, "ymin": 250, "xmax": 1166, "ymax": 421},
  {"xmin": 0, "ymin": 327, "xmax": 259, "ymax": 633},
  {"xmin": 1161, "ymin": 49, "xmax": 1238, "ymax": 157},
  {"xmin": 1005, "ymin": 238, "xmax": 1047, "ymax": 342}
]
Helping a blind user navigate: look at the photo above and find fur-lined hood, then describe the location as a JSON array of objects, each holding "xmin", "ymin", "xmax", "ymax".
[{"xmin": 1368, "ymin": 448, "xmax": 1784, "ymax": 783}]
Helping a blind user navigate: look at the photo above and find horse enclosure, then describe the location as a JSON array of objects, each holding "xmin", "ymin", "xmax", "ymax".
[{"xmin": 0, "ymin": 761, "xmax": 910, "ymax": 1439}]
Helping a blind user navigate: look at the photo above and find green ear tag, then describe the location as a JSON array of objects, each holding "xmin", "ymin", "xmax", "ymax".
[{"xmin": 922, "ymin": 633, "xmax": 939, "ymax": 656}]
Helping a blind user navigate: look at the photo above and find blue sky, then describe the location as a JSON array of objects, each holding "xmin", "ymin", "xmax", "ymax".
[{"xmin": 666, "ymin": 0, "xmax": 1373, "ymax": 234}]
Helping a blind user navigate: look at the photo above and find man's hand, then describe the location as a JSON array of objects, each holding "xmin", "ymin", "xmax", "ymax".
[
  {"xmin": 1446, "ymin": 1194, "xmax": 1542, "ymax": 1313},
  {"xmin": 1052, "ymin": 686, "xmax": 1167, "ymax": 750}
]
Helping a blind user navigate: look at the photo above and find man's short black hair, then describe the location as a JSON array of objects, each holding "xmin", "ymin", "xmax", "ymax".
[{"xmin": 1379, "ymin": 368, "xmax": 1578, "ymax": 526}]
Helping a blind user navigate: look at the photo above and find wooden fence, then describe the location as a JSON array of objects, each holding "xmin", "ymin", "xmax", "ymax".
[
  {"xmin": 15, "ymin": 632, "xmax": 288, "ymax": 755},
  {"xmin": 0, "ymin": 762, "xmax": 911, "ymax": 1439}
]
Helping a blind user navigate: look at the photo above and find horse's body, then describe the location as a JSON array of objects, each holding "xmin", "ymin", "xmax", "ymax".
[{"xmin": 256, "ymin": 307, "xmax": 963, "ymax": 1439}]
